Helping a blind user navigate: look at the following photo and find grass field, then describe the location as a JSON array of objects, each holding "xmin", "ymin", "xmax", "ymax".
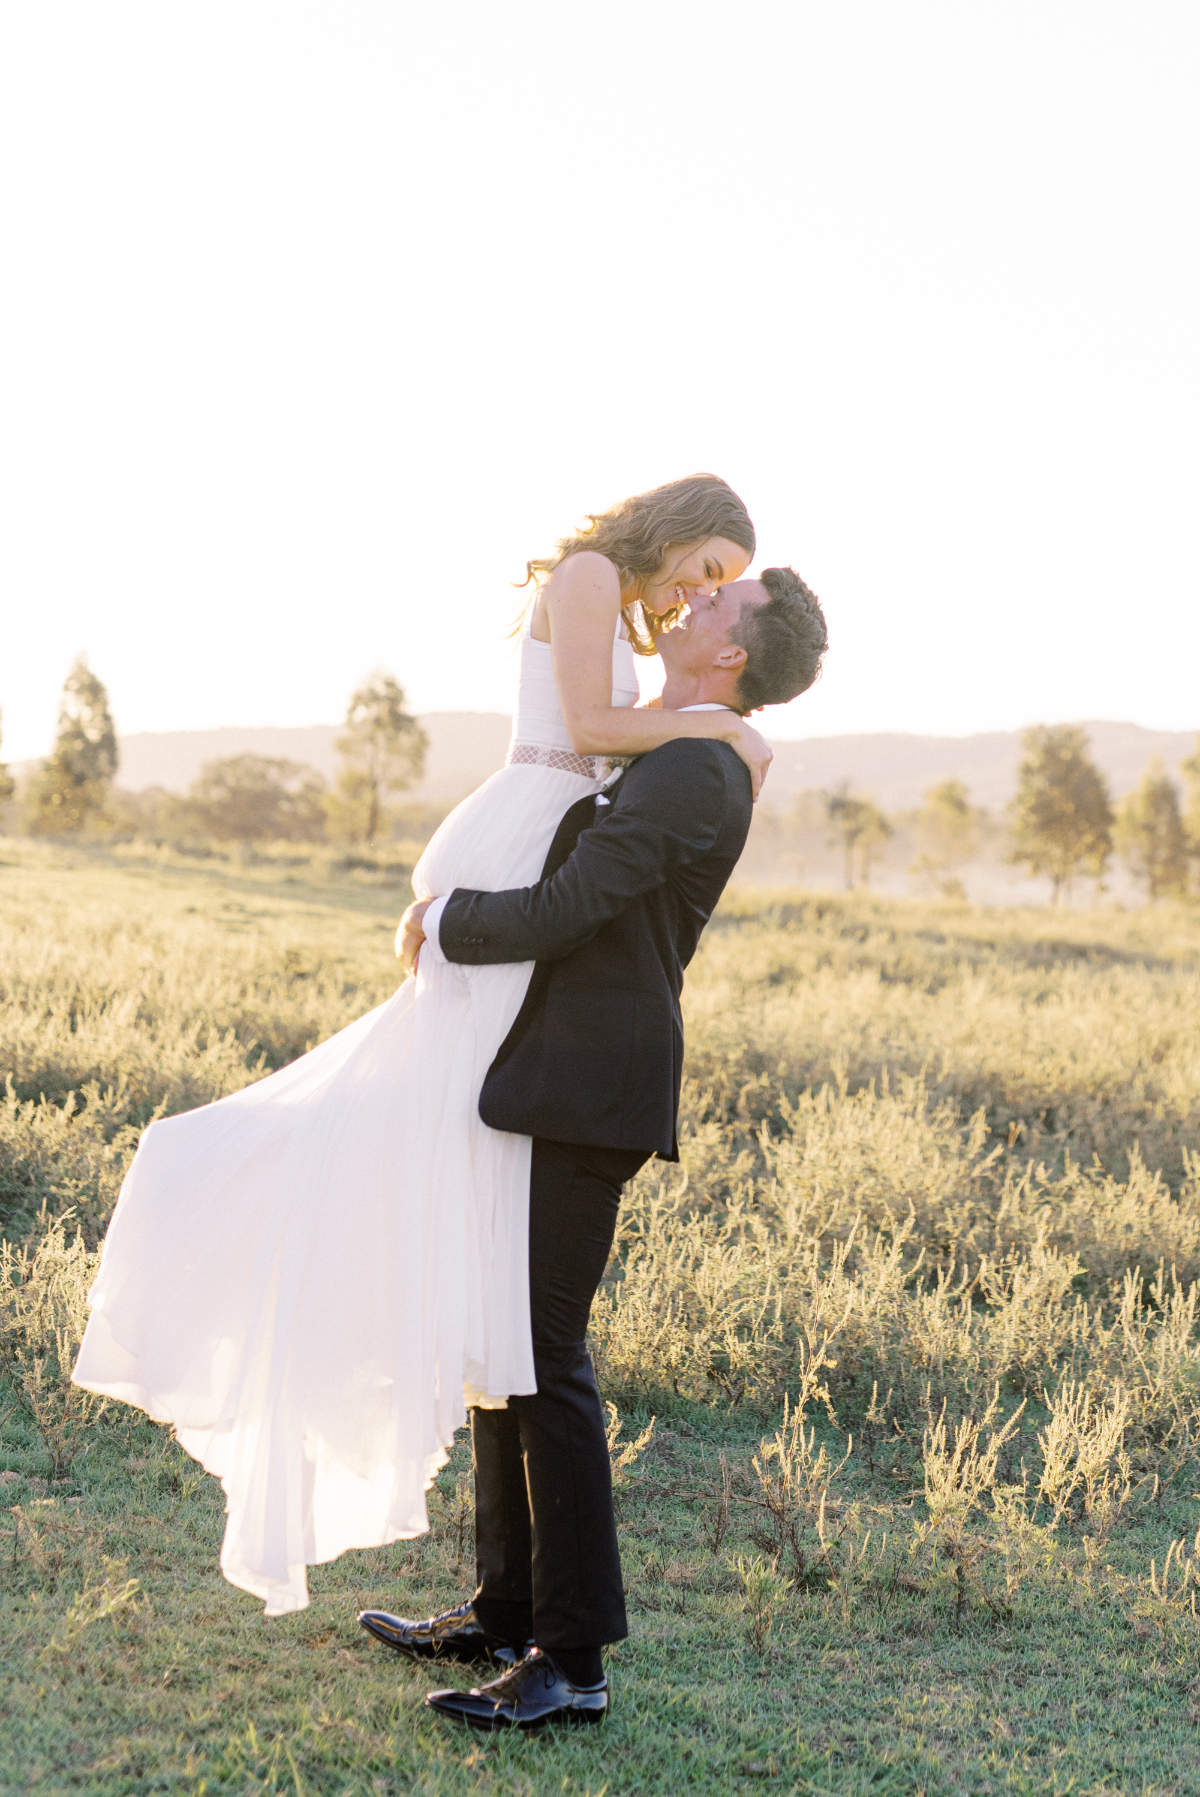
[{"xmin": 4, "ymin": 836, "xmax": 1200, "ymax": 1795}]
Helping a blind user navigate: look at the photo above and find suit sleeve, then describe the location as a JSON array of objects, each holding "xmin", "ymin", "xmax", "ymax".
[{"xmin": 436, "ymin": 739, "xmax": 735, "ymax": 965}]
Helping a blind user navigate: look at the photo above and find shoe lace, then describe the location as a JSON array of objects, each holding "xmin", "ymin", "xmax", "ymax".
[{"xmin": 484, "ymin": 1650, "xmax": 552, "ymax": 1700}]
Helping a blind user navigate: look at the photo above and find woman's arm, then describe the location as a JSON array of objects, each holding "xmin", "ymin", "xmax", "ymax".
[{"xmin": 538, "ymin": 552, "xmax": 773, "ymax": 795}]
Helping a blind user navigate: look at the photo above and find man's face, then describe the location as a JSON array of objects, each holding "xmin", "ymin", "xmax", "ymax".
[{"xmin": 660, "ymin": 578, "xmax": 769, "ymax": 681}]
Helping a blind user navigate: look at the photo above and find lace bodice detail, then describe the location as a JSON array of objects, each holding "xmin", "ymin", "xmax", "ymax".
[{"xmin": 509, "ymin": 624, "xmax": 639, "ymax": 755}]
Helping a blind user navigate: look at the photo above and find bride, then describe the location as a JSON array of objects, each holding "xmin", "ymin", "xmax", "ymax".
[{"xmin": 73, "ymin": 473, "xmax": 767, "ymax": 1615}]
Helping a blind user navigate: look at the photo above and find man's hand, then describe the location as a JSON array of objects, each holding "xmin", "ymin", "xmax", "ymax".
[{"xmin": 396, "ymin": 898, "xmax": 434, "ymax": 975}]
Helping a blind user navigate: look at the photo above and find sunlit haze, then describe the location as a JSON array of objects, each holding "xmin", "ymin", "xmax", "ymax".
[{"xmin": 3, "ymin": 1, "xmax": 1197, "ymax": 765}]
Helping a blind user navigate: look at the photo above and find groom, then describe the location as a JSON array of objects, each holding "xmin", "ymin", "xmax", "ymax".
[{"xmin": 363, "ymin": 567, "xmax": 827, "ymax": 1729}]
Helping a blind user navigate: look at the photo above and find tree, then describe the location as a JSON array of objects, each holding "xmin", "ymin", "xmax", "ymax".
[
  {"xmin": 825, "ymin": 785, "xmax": 893, "ymax": 890},
  {"xmin": 911, "ymin": 778, "xmax": 980, "ymax": 896},
  {"xmin": 1007, "ymin": 725, "xmax": 1113, "ymax": 903},
  {"xmin": 184, "ymin": 755, "xmax": 327, "ymax": 842},
  {"xmin": 1180, "ymin": 736, "xmax": 1200, "ymax": 895},
  {"xmin": 25, "ymin": 657, "xmax": 119, "ymax": 835},
  {"xmin": 103, "ymin": 784, "xmax": 185, "ymax": 843},
  {"xmin": 327, "ymin": 673, "xmax": 428, "ymax": 845},
  {"xmin": 1114, "ymin": 760, "xmax": 1187, "ymax": 900},
  {"xmin": 0, "ymin": 709, "xmax": 15, "ymax": 810}
]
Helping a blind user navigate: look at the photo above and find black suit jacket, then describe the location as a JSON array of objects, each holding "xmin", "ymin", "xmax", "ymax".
[{"xmin": 436, "ymin": 735, "xmax": 752, "ymax": 1159}]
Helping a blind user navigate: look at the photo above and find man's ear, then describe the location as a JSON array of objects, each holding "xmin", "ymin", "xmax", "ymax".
[{"xmin": 713, "ymin": 642, "xmax": 748, "ymax": 671}]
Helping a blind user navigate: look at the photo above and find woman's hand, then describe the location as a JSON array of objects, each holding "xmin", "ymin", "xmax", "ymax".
[{"xmin": 731, "ymin": 717, "xmax": 773, "ymax": 800}]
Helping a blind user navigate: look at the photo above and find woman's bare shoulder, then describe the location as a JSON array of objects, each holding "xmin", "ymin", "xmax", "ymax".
[
  {"xmin": 532, "ymin": 552, "xmax": 622, "ymax": 640},
  {"xmin": 544, "ymin": 550, "xmax": 621, "ymax": 601}
]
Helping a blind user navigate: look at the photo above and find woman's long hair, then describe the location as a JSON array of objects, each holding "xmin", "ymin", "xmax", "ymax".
[{"xmin": 518, "ymin": 473, "xmax": 755, "ymax": 654}]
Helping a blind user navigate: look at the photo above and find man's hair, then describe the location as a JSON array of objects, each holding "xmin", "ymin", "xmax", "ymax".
[{"xmin": 730, "ymin": 567, "xmax": 828, "ymax": 712}]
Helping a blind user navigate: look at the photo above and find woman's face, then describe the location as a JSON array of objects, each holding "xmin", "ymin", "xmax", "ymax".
[{"xmin": 642, "ymin": 536, "xmax": 752, "ymax": 617}]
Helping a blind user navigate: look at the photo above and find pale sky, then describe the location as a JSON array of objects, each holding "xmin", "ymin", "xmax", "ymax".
[{"xmin": 3, "ymin": 0, "xmax": 1197, "ymax": 764}]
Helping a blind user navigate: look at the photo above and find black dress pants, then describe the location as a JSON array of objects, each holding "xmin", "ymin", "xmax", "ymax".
[{"xmin": 470, "ymin": 1136, "xmax": 648, "ymax": 1654}]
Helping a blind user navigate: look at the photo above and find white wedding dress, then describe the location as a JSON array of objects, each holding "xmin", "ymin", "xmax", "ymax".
[{"xmin": 74, "ymin": 620, "xmax": 639, "ymax": 1614}]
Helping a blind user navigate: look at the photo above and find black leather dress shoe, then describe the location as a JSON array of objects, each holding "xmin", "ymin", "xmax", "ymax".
[
  {"xmin": 425, "ymin": 1647, "xmax": 608, "ymax": 1730},
  {"xmin": 357, "ymin": 1599, "xmax": 527, "ymax": 1666}
]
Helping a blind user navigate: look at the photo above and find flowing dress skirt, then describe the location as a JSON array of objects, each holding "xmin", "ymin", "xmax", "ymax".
[{"xmin": 73, "ymin": 761, "xmax": 602, "ymax": 1614}]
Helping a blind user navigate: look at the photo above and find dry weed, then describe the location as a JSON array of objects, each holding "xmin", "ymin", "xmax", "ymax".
[{"xmin": 0, "ymin": 1213, "xmax": 104, "ymax": 1477}]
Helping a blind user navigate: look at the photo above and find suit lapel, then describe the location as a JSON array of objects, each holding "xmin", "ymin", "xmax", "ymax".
[{"xmin": 539, "ymin": 775, "xmax": 628, "ymax": 879}]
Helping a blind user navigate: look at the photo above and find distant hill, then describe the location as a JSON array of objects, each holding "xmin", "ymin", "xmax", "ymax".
[
  {"xmin": 105, "ymin": 715, "xmax": 513, "ymax": 806},
  {"xmin": 16, "ymin": 716, "xmax": 1197, "ymax": 812},
  {"xmin": 766, "ymin": 721, "xmax": 1198, "ymax": 812}
]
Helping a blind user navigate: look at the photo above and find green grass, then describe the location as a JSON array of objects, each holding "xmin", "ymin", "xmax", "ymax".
[
  {"xmin": 4, "ymin": 1408, "xmax": 1200, "ymax": 1795},
  {"xmin": 5, "ymin": 836, "xmax": 1200, "ymax": 1794}
]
